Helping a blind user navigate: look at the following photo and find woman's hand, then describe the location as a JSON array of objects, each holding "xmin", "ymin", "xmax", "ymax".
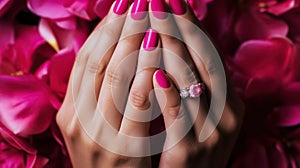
[
  {"xmin": 148, "ymin": 0, "xmax": 245, "ymax": 167},
  {"xmin": 56, "ymin": 1, "xmax": 157, "ymax": 167}
]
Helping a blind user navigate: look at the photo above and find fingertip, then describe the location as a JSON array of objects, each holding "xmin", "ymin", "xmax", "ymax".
[{"xmin": 154, "ymin": 69, "xmax": 171, "ymax": 89}]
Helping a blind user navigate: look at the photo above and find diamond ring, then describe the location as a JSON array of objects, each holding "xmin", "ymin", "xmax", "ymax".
[{"xmin": 179, "ymin": 83, "xmax": 205, "ymax": 98}]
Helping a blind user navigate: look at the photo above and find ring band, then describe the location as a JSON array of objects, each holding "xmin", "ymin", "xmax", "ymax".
[{"xmin": 179, "ymin": 83, "xmax": 205, "ymax": 98}]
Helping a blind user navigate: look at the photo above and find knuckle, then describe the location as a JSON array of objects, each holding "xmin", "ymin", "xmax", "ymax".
[
  {"xmin": 87, "ymin": 60, "xmax": 107, "ymax": 76},
  {"xmin": 108, "ymin": 154, "xmax": 131, "ymax": 166},
  {"xmin": 165, "ymin": 104, "xmax": 181, "ymax": 118},
  {"xmin": 129, "ymin": 90, "xmax": 150, "ymax": 110},
  {"xmin": 201, "ymin": 130, "xmax": 220, "ymax": 150},
  {"xmin": 105, "ymin": 67, "xmax": 128, "ymax": 87},
  {"xmin": 65, "ymin": 116, "xmax": 80, "ymax": 139}
]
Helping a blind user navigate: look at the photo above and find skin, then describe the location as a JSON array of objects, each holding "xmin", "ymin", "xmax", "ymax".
[{"xmin": 56, "ymin": 1, "xmax": 245, "ymax": 168}]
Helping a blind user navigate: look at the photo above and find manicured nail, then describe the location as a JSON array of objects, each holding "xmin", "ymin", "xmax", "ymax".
[
  {"xmin": 143, "ymin": 29, "xmax": 158, "ymax": 51},
  {"xmin": 151, "ymin": 0, "xmax": 168, "ymax": 19},
  {"xmin": 131, "ymin": 0, "xmax": 148, "ymax": 20},
  {"xmin": 113, "ymin": 0, "xmax": 129, "ymax": 15},
  {"xmin": 155, "ymin": 69, "xmax": 170, "ymax": 88},
  {"xmin": 170, "ymin": 0, "xmax": 186, "ymax": 15}
]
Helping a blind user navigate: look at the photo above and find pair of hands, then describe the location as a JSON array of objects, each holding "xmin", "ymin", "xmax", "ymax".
[{"xmin": 57, "ymin": 0, "xmax": 244, "ymax": 167}]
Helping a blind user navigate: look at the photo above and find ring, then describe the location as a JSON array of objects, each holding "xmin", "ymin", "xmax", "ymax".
[{"xmin": 179, "ymin": 83, "xmax": 205, "ymax": 98}]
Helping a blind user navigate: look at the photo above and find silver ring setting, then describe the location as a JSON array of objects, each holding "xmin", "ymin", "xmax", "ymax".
[{"xmin": 179, "ymin": 83, "xmax": 205, "ymax": 98}]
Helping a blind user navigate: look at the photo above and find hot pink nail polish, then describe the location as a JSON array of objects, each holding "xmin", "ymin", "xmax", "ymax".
[
  {"xmin": 155, "ymin": 69, "xmax": 170, "ymax": 88},
  {"xmin": 113, "ymin": 0, "xmax": 129, "ymax": 15},
  {"xmin": 131, "ymin": 0, "xmax": 148, "ymax": 20},
  {"xmin": 170, "ymin": 0, "xmax": 186, "ymax": 15},
  {"xmin": 151, "ymin": 0, "xmax": 168, "ymax": 19},
  {"xmin": 143, "ymin": 29, "xmax": 158, "ymax": 51}
]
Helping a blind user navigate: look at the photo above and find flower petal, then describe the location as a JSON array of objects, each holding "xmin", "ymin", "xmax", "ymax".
[
  {"xmin": 235, "ymin": 8, "xmax": 288, "ymax": 41},
  {"xmin": 94, "ymin": 0, "xmax": 114, "ymax": 18},
  {"xmin": 234, "ymin": 37, "xmax": 296, "ymax": 82},
  {"xmin": 0, "ymin": 75, "xmax": 56, "ymax": 137},
  {"xmin": 64, "ymin": 0, "xmax": 98, "ymax": 20},
  {"xmin": 27, "ymin": 0, "xmax": 72, "ymax": 19},
  {"xmin": 48, "ymin": 48, "xmax": 75, "ymax": 98}
]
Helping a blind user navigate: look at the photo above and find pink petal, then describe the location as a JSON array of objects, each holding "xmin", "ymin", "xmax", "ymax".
[
  {"xmin": 258, "ymin": 0, "xmax": 299, "ymax": 15},
  {"xmin": 94, "ymin": 0, "xmax": 114, "ymax": 18},
  {"xmin": 234, "ymin": 37, "xmax": 296, "ymax": 81},
  {"xmin": 187, "ymin": 0, "xmax": 210, "ymax": 20},
  {"xmin": 13, "ymin": 25, "xmax": 46, "ymax": 73},
  {"xmin": 0, "ymin": 75, "xmax": 56, "ymax": 137},
  {"xmin": 39, "ymin": 18, "xmax": 88, "ymax": 52},
  {"xmin": 235, "ymin": 7, "xmax": 288, "ymax": 42},
  {"xmin": 266, "ymin": 142, "xmax": 289, "ymax": 168},
  {"xmin": 53, "ymin": 16, "xmax": 77, "ymax": 30},
  {"xmin": 202, "ymin": 0, "xmax": 238, "ymax": 55},
  {"xmin": 34, "ymin": 60, "xmax": 50, "ymax": 81},
  {"xmin": 0, "ymin": 0, "xmax": 13, "ymax": 16},
  {"xmin": 268, "ymin": 105, "xmax": 300, "ymax": 126},
  {"xmin": 27, "ymin": 0, "xmax": 72, "ymax": 19},
  {"xmin": 49, "ymin": 48, "xmax": 75, "ymax": 98},
  {"xmin": 0, "ymin": 125, "xmax": 49, "ymax": 167},
  {"xmin": 0, "ymin": 20, "xmax": 14, "ymax": 53},
  {"xmin": 64, "ymin": 0, "xmax": 98, "ymax": 20}
]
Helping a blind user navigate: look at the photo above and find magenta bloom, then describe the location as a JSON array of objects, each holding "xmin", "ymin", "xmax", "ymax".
[
  {"xmin": 0, "ymin": 123, "xmax": 48, "ymax": 167},
  {"xmin": 0, "ymin": 75, "xmax": 57, "ymax": 137},
  {"xmin": 187, "ymin": 0, "xmax": 213, "ymax": 20},
  {"xmin": 228, "ymin": 37, "xmax": 300, "ymax": 167},
  {"xmin": 28, "ymin": 0, "xmax": 114, "ymax": 22}
]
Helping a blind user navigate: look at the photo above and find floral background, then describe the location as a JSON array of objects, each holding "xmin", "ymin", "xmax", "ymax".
[{"xmin": 0, "ymin": 0, "xmax": 299, "ymax": 167}]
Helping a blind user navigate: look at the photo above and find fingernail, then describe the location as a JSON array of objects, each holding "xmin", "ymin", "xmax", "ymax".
[
  {"xmin": 151, "ymin": 0, "xmax": 168, "ymax": 19},
  {"xmin": 143, "ymin": 29, "xmax": 158, "ymax": 51},
  {"xmin": 113, "ymin": 0, "xmax": 129, "ymax": 15},
  {"xmin": 131, "ymin": 0, "xmax": 148, "ymax": 20},
  {"xmin": 155, "ymin": 69, "xmax": 170, "ymax": 88},
  {"xmin": 170, "ymin": 0, "xmax": 186, "ymax": 15}
]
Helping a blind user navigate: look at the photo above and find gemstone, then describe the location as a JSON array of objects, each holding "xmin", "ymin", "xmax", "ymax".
[
  {"xmin": 189, "ymin": 83, "xmax": 203, "ymax": 98},
  {"xmin": 180, "ymin": 89, "xmax": 189, "ymax": 98}
]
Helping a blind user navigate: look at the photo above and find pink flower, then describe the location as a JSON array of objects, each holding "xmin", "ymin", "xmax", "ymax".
[
  {"xmin": 38, "ymin": 18, "xmax": 88, "ymax": 53},
  {"xmin": 254, "ymin": 0, "xmax": 300, "ymax": 16},
  {"xmin": 0, "ymin": 0, "xmax": 13, "ymax": 16},
  {"xmin": 187, "ymin": 0, "xmax": 213, "ymax": 20},
  {"xmin": 235, "ymin": 6, "xmax": 288, "ymax": 42},
  {"xmin": 0, "ymin": 124, "xmax": 48, "ymax": 167},
  {"xmin": 228, "ymin": 37, "xmax": 300, "ymax": 167},
  {"xmin": 0, "ymin": 24, "xmax": 46, "ymax": 75},
  {"xmin": 27, "ymin": 0, "xmax": 114, "ymax": 22},
  {"xmin": 233, "ymin": 37, "xmax": 298, "ymax": 85},
  {"xmin": 0, "ymin": 75, "xmax": 57, "ymax": 137}
]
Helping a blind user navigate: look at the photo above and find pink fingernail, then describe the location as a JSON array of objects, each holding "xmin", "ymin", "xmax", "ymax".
[
  {"xmin": 143, "ymin": 29, "xmax": 158, "ymax": 51},
  {"xmin": 155, "ymin": 69, "xmax": 170, "ymax": 88},
  {"xmin": 151, "ymin": 0, "xmax": 168, "ymax": 19},
  {"xmin": 170, "ymin": 0, "xmax": 186, "ymax": 15},
  {"xmin": 113, "ymin": 0, "xmax": 129, "ymax": 15},
  {"xmin": 131, "ymin": 0, "xmax": 148, "ymax": 20}
]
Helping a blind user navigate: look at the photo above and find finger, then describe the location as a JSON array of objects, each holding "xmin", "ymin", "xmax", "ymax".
[
  {"xmin": 119, "ymin": 29, "xmax": 160, "ymax": 137},
  {"xmin": 170, "ymin": 1, "xmax": 239, "ymax": 137},
  {"xmin": 98, "ymin": 1, "xmax": 150, "ymax": 130},
  {"xmin": 149, "ymin": 0, "xmax": 211, "ymax": 141},
  {"xmin": 153, "ymin": 69, "xmax": 194, "ymax": 147},
  {"xmin": 67, "ymin": 1, "xmax": 128, "ymax": 105}
]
